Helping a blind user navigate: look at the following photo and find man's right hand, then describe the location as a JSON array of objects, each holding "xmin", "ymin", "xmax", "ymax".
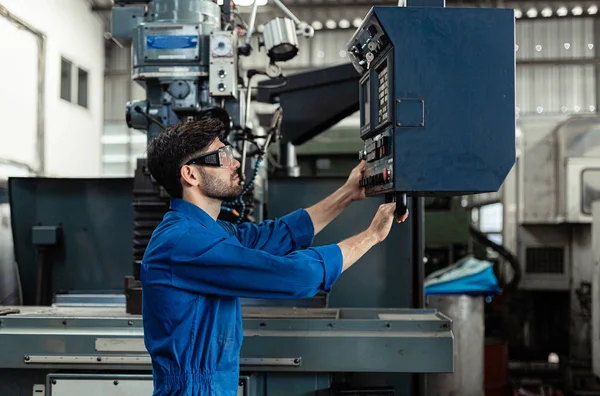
[
  {"xmin": 337, "ymin": 202, "xmax": 410, "ymax": 272},
  {"xmin": 368, "ymin": 203, "xmax": 408, "ymax": 243}
]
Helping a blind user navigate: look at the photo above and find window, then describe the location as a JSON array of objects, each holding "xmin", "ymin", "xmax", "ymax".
[
  {"xmin": 581, "ymin": 169, "xmax": 600, "ymax": 215},
  {"xmin": 60, "ymin": 58, "xmax": 72, "ymax": 102},
  {"xmin": 474, "ymin": 203, "xmax": 504, "ymax": 245},
  {"xmin": 78, "ymin": 68, "xmax": 88, "ymax": 108},
  {"xmin": 60, "ymin": 57, "xmax": 89, "ymax": 110},
  {"xmin": 479, "ymin": 203, "xmax": 503, "ymax": 233}
]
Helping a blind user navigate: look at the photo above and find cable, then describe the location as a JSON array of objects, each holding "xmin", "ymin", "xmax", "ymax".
[
  {"xmin": 133, "ymin": 106, "xmax": 167, "ymax": 130},
  {"xmin": 252, "ymin": 76, "xmax": 289, "ymax": 90},
  {"xmin": 220, "ymin": 108, "xmax": 280, "ymax": 225},
  {"xmin": 469, "ymin": 223, "xmax": 522, "ymax": 294},
  {"xmin": 246, "ymin": 69, "xmax": 289, "ymax": 91}
]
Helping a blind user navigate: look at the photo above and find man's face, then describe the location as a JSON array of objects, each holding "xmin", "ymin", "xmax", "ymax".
[{"xmin": 197, "ymin": 139, "xmax": 243, "ymax": 201}]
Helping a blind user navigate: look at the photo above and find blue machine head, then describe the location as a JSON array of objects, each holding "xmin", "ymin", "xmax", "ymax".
[{"xmin": 347, "ymin": 6, "xmax": 516, "ymax": 197}]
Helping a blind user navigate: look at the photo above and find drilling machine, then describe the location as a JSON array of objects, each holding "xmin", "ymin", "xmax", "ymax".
[{"xmin": 110, "ymin": 0, "xmax": 315, "ymax": 314}]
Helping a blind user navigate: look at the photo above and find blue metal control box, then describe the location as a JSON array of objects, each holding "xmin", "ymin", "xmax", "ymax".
[{"xmin": 348, "ymin": 7, "xmax": 516, "ymax": 196}]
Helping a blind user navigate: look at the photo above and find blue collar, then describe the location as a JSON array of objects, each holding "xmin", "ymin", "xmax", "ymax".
[{"xmin": 170, "ymin": 198, "xmax": 217, "ymax": 228}]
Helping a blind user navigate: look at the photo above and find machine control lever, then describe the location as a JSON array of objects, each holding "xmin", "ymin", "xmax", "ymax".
[
  {"xmin": 395, "ymin": 192, "xmax": 408, "ymax": 221},
  {"xmin": 386, "ymin": 191, "xmax": 408, "ymax": 221}
]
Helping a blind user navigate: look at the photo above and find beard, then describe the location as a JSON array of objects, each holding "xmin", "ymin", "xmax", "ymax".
[{"xmin": 200, "ymin": 168, "xmax": 243, "ymax": 201}]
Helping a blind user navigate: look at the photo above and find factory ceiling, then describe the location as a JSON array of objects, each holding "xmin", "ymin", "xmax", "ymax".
[
  {"xmin": 87, "ymin": 0, "xmax": 598, "ymax": 45},
  {"xmin": 87, "ymin": 0, "xmax": 600, "ymax": 14},
  {"xmin": 87, "ymin": 0, "xmax": 599, "ymax": 7}
]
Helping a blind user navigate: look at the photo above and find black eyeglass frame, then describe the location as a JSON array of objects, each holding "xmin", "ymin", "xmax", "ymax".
[{"xmin": 177, "ymin": 146, "xmax": 233, "ymax": 177}]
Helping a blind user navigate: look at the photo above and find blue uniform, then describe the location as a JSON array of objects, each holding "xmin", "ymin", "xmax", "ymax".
[{"xmin": 140, "ymin": 198, "xmax": 343, "ymax": 395}]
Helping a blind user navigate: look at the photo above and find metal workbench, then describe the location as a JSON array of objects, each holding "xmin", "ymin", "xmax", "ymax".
[{"xmin": 0, "ymin": 300, "xmax": 453, "ymax": 395}]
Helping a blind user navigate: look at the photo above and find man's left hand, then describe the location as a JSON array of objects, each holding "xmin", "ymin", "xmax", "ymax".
[{"xmin": 344, "ymin": 160, "xmax": 367, "ymax": 202}]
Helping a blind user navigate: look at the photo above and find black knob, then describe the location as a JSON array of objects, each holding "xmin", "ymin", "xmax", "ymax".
[{"xmin": 238, "ymin": 43, "xmax": 252, "ymax": 57}]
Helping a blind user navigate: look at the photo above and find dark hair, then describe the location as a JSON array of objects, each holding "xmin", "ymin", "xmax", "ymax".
[{"xmin": 146, "ymin": 118, "xmax": 226, "ymax": 198}]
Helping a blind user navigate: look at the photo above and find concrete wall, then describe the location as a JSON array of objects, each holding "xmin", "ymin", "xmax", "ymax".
[{"xmin": 0, "ymin": 0, "xmax": 105, "ymax": 178}]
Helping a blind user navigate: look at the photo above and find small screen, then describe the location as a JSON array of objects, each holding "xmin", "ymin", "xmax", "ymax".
[{"xmin": 362, "ymin": 78, "xmax": 370, "ymax": 127}]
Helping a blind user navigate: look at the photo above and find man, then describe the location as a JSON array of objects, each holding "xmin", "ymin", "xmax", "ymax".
[{"xmin": 141, "ymin": 118, "xmax": 409, "ymax": 395}]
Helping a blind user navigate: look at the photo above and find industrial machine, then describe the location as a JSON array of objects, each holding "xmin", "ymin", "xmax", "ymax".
[
  {"xmin": 465, "ymin": 114, "xmax": 600, "ymax": 395},
  {"xmin": 111, "ymin": 0, "xmax": 320, "ymax": 313},
  {"xmin": 348, "ymin": 5, "xmax": 515, "ymax": 216},
  {"xmin": 0, "ymin": 0, "xmax": 516, "ymax": 395}
]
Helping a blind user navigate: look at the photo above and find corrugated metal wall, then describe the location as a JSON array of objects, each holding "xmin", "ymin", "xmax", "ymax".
[{"xmin": 516, "ymin": 17, "xmax": 596, "ymax": 116}]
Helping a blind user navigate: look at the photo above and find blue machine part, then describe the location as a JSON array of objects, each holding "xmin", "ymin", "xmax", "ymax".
[
  {"xmin": 424, "ymin": 255, "xmax": 501, "ymax": 296},
  {"xmin": 146, "ymin": 35, "xmax": 198, "ymax": 50},
  {"xmin": 348, "ymin": 7, "xmax": 516, "ymax": 196}
]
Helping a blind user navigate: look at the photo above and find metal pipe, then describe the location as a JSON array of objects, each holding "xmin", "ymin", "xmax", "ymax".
[
  {"xmin": 262, "ymin": 130, "xmax": 274, "ymax": 153},
  {"xmin": 272, "ymin": 0, "xmax": 301, "ymax": 25},
  {"xmin": 411, "ymin": 197, "xmax": 425, "ymax": 396},
  {"xmin": 411, "ymin": 197, "xmax": 425, "ymax": 309},
  {"xmin": 240, "ymin": 80, "xmax": 254, "ymax": 181},
  {"xmin": 0, "ymin": 5, "xmax": 46, "ymax": 175},
  {"xmin": 245, "ymin": 0, "xmax": 260, "ymax": 45},
  {"xmin": 285, "ymin": 141, "xmax": 299, "ymax": 177},
  {"xmin": 240, "ymin": 139, "xmax": 248, "ymax": 182},
  {"xmin": 244, "ymin": 85, "xmax": 253, "ymax": 130},
  {"xmin": 594, "ymin": 18, "xmax": 600, "ymax": 112},
  {"xmin": 517, "ymin": 58, "xmax": 600, "ymax": 66}
]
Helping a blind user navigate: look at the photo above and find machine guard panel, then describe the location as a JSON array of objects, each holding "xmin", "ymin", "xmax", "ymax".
[{"xmin": 349, "ymin": 7, "xmax": 516, "ymax": 197}]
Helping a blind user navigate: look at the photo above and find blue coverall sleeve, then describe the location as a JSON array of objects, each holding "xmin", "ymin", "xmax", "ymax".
[
  {"xmin": 218, "ymin": 209, "xmax": 314, "ymax": 255},
  {"xmin": 168, "ymin": 227, "xmax": 343, "ymax": 299}
]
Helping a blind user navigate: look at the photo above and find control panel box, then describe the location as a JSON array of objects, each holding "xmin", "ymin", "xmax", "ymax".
[
  {"xmin": 359, "ymin": 128, "xmax": 394, "ymax": 194},
  {"xmin": 348, "ymin": 7, "xmax": 516, "ymax": 197},
  {"xmin": 209, "ymin": 31, "xmax": 239, "ymax": 98}
]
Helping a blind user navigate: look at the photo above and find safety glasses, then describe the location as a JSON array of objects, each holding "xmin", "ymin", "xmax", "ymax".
[{"xmin": 184, "ymin": 145, "xmax": 236, "ymax": 169}]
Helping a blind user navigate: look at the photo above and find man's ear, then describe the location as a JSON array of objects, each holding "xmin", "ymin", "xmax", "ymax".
[{"xmin": 180, "ymin": 165, "xmax": 201, "ymax": 187}]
